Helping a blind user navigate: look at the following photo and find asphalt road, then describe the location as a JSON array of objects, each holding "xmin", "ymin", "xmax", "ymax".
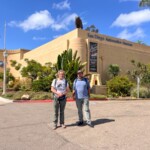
[{"xmin": 0, "ymin": 100, "xmax": 150, "ymax": 150}]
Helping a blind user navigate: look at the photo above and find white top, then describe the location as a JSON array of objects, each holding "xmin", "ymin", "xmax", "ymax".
[{"xmin": 51, "ymin": 78, "xmax": 68, "ymax": 95}]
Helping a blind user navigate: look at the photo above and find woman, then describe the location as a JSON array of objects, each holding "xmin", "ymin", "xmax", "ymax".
[{"xmin": 51, "ymin": 70, "xmax": 69, "ymax": 130}]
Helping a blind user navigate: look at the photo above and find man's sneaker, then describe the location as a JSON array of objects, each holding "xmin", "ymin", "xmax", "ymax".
[
  {"xmin": 87, "ymin": 121, "xmax": 94, "ymax": 128},
  {"xmin": 77, "ymin": 121, "xmax": 84, "ymax": 126}
]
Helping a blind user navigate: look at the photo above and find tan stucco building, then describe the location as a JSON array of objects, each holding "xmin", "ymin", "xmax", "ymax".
[{"xmin": 1, "ymin": 28, "xmax": 150, "ymax": 89}]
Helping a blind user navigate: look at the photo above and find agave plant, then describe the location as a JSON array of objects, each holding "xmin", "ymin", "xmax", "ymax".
[{"xmin": 54, "ymin": 49, "xmax": 87, "ymax": 90}]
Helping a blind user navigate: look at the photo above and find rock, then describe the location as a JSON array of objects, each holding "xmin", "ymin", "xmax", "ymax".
[{"xmin": 21, "ymin": 94, "xmax": 30, "ymax": 100}]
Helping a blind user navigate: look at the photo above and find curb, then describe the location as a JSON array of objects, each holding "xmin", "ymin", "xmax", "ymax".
[
  {"xmin": 13, "ymin": 98, "xmax": 108, "ymax": 103},
  {"xmin": 0, "ymin": 97, "xmax": 13, "ymax": 104}
]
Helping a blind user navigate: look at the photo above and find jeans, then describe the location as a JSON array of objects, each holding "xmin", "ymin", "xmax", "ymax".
[
  {"xmin": 53, "ymin": 97, "xmax": 66, "ymax": 126},
  {"xmin": 76, "ymin": 98, "xmax": 91, "ymax": 122}
]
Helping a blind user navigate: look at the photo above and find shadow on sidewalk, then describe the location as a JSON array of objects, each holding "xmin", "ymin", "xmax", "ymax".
[
  {"xmin": 92, "ymin": 118, "xmax": 115, "ymax": 126},
  {"xmin": 66, "ymin": 118, "xmax": 115, "ymax": 127},
  {"xmin": 66, "ymin": 123, "xmax": 86, "ymax": 127}
]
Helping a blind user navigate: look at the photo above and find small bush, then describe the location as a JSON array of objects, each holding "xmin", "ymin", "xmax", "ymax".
[
  {"xmin": 8, "ymin": 81, "xmax": 14, "ymax": 88},
  {"xmin": 13, "ymin": 91, "xmax": 25, "ymax": 100},
  {"xmin": 13, "ymin": 82, "xmax": 21, "ymax": 91},
  {"xmin": 131, "ymin": 86, "xmax": 150, "ymax": 98},
  {"xmin": 20, "ymin": 79, "xmax": 32, "ymax": 91},
  {"xmin": 90, "ymin": 94, "xmax": 107, "ymax": 99},
  {"xmin": 31, "ymin": 92, "xmax": 52, "ymax": 100},
  {"xmin": 12, "ymin": 91, "xmax": 52, "ymax": 100},
  {"xmin": 32, "ymin": 77, "xmax": 51, "ymax": 92},
  {"xmin": 2, "ymin": 93, "xmax": 14, "ymax": 99},
  {"xmin": 107, "ymin": 76, "xmax": 134, "ymax": 97}
]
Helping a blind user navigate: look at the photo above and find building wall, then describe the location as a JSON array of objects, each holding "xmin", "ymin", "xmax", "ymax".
[
  {"xmin": 1, "ymin": 29, "xmax": 150, "ymax": 85},
  {"xmin": 77, "ymin": 29, "xmax": 150, "ymax": 84},
  {"xmin": 23, "ymin": 29, "xmax": 78, "ymax": 65}
]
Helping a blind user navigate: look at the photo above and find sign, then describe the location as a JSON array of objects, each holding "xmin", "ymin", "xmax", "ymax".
[
  {"xmin": 89, "ymin": 42, "xmax": 98, "ymax": 72},
  {"xmin": 87, "ymin": 33, "xmax": 133, "ymax": 47},
  {"xmin": 0, "ymin": 61, "xmax": 4, "ymax": 67}
]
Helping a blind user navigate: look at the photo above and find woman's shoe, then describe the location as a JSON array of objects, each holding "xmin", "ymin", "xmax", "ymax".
[
  {"xmin": 53, "ymin": 126, "xmax": 57, "ymax": 130},
  {"xmin": 60, "ymin": 124, "xmax": 66, "ymax": 128}
]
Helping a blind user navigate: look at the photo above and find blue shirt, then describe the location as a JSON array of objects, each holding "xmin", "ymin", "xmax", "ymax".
[{"xmin": 73, "ymin": 78, "xmax": 90, "ymax": 99}]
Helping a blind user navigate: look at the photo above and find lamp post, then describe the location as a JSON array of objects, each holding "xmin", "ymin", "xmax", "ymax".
[
  {"xmin": 2, "ymin": 22, "xmax": 7, "ymax": 95},
  {"xmin": 137, "ymin": 76, "xmax": 140, "ymax": 99}
]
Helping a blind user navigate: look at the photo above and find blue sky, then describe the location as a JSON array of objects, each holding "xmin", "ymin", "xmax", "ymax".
[{"xmin": 0, "ymin": 0, "xmax": 150, "ymax": 50}]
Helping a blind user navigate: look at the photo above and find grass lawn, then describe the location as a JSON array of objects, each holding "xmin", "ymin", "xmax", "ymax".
[{"xmin": 0, "ymin": 91, "xmax": 107, "ymax": 101}]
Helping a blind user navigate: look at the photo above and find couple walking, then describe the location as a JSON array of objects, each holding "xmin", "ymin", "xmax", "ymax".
[{"xmin": 51, "ymin": 70, "xmax": 94, "ymax": 130}]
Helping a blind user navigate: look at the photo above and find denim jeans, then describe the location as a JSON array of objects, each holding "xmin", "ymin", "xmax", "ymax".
[{"xmin": 76, "ymin": 98, "xmax": 91, "ymax": 122}]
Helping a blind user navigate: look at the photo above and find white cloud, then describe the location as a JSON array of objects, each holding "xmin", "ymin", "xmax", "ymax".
[
  {"xmin": 53, "ymin": 0, "xmax": 71, "ymax": 10},
  {"xmin": 51, "ymin": 13, "xmax": 77, "ymax": 30},
  {"xmin": 117, "ymin": 28, "xmax": 145, "ymax": 40},
  {"xmin": 32, "ymin": 36, "xmax": 46, "ymax": 40},
  {"xmin": 9, "ymin": 10, "xmax": 78, "ymax": 32},
  {"xmin": 9, "ymin": 10, "xmax": 54, "ymax": 32},
  {"xmin": 112, "ymin": 9, "xmax": 150, "ymax": 27}
]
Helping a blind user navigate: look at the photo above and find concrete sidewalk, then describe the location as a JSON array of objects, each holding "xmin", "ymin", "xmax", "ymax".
[
  {"xmin": 0, "ymin": 100, "xmax": 150, "ymax": 150},
  {"xmin": 0, "ymin": 96, "xmax": 13, "ymax": 105}
]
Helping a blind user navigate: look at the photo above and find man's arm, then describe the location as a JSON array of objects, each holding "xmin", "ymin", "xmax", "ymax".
[
  {"xmin": 51, "ymin": 86, "xmax": 63, "ymax": 97},
  {"xmin": 72, "ymin": 81, "xmax": 76, "ymax": 100}
]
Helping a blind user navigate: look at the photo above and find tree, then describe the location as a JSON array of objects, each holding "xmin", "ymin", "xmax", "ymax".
[
  {"xmin": 141, "ymin": 64, "xmax": 150, "ymax": 88},
  {"xmin": 136, "ymin": 40, "xmax": 146, "ymax": 45},
  {"xmin": 32, "ymin": 62, "xmax": 56, "ymax": 92},
  {"xmin": 139, "ymin": 0, "xmax": 150, "ymax": 7},
  {"xmin": 85, "ymin": 25, "xmax": 99, "ymax": 33},
  {"xmin": 21, "ymin": 59, "xmax": 43, "ymax": 82},
  {"xmin": 54, "ymin": 49, "xmax": 87, "ymax": 90},
  {"xmin": 108, "ymin": 64, "xmax": 120, "ymax": 78},
  {"xmin": 128, "ymin": 60, "xmax": 147, "ymax": 80},
  {"xmin": 75, "ymin": 16, "xmax": 83, "ymax": 29},
  {"xmin": 0, "ymin": 68, "xmax": 15, "ymax": 83}
]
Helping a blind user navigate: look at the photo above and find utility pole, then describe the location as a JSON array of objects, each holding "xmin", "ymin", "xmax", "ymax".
[{"xmin": 2, "ymin": 22, "xmax": 7, "ymax": 95}]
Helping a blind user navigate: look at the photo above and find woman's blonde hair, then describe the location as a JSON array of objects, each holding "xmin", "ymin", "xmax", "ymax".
[{"xmin": 56, "ymin": 70, "xmax": 65, "ymax": 78}]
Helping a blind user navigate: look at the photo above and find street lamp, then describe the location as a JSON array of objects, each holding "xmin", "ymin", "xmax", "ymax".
[
  {"xmin": 2, "ymin": 22, "xmax": 7, "ymax": 95},
  {"xmin": 2, "ymin": 51, "xmax": 8, "ymax": 95}
]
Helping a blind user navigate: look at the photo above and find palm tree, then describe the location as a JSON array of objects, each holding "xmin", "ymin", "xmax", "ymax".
[
  {"xmin": 54, "ymin": 49, "xmax": 87, "ymax": 90},
  {"xmin": 85, "ymin": 25, "xmax": 99, "ymax": 33},
  {"xmin": 139, "ymin": 0, "xmax": 150, "ymax": 7},
  {"xmin": 108, "ymin": 64, "xmax": 120, "ymax": 78},
  {"xmin": 136, "ymin": 40, "xmax": 146, "ymax": 45}
]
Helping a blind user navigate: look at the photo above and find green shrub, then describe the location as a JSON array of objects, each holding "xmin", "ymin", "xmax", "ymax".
[
  {"xmin": 20, "ymin": 79, "xmax": 32, "ymax": 91},
  {"xmin": 8, "ymin": 81, "xmax": 14, "ymax": 88},
  {"xmin": 13, "ymin": 91, "xmax": 25, "ymax": 100},
  {"xmin": 107, "ymin": 76, "xmax": 134, "ymax": 97},
  {"xmin": 90, "ymin": 94, "xmax": 107, "ymax": 99},
  {"xmin": 2, "ymin": 93, "xmax": 13, "ymax": 99},
  {"xmin": 131, "ymin": 86, "xmax": 150, "ymax": 98},
  {"xmin": 13, "ymin": 82, "xmax": 21, "ymax": 91},
  {"xmin": 31, "ymin": 92, "xmax": 52, "ymax": 100},
  {"xmin": 32, "ymin": 77, "xmax": 51, "ymax": 92}
]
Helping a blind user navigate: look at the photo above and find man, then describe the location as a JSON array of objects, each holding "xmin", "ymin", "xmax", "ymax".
[
  {"xmin": 73, "ymin": 70, "xmax": 94, "ymax": 127},
  {"xmin": 51, "ymin": 70, "xmax": 69, "ymax": 130}
]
